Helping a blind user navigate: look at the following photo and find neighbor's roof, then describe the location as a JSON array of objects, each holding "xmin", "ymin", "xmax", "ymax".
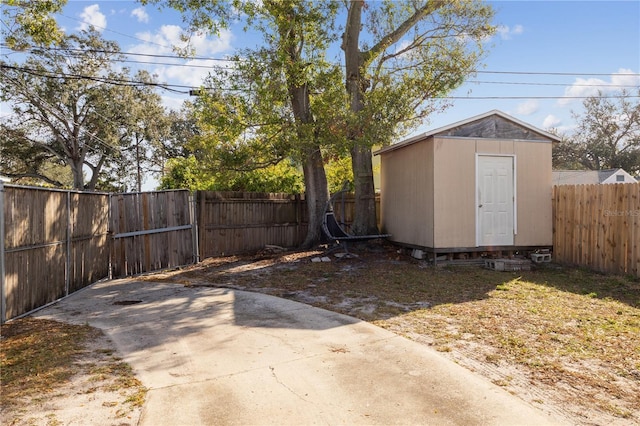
[
  {"xmin": 375, "ymin": 110, "xmax": 561, "ymax": 155},
  {"xmin": 552, "ymin": 169, "xmax": 637, "ymax": 185}
]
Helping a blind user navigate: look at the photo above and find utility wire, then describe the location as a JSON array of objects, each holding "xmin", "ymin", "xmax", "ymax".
[
  {"xmin": 2, "ymin": 52, "xmax": 639, "ymax": 99},
  {"xmin": 3, "ymin": 62, "xmax": 639, "ymax": 99},
  {"xmin": 56, "ymin": 12, "xmax": 176, "ymax": 52},
  {"xmin": 0, "ymin": 63, "xmax": 190, "ymax": 94},
  {"xmin": 109, "ymin": 56, "xmax": 640, "ymax": 89},
  {"xmin": 3, "ymin": 84, "xmax": 124, "ymax": 157},
  {"xmin": 467, "ymin": 80, "xmax": 639, "ymax": 88},
  {"xmin": 6, "ymin": 46, "xmax": 637, "ymax": 92},
  {"xmin": 3, "ymin": 43, "xmax": 640, "ymax": 78}
]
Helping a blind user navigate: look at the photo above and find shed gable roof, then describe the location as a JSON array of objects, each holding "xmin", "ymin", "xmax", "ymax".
[{"xmin": 376, "ymin": 110, "xmax": 561, "ymax": 155}]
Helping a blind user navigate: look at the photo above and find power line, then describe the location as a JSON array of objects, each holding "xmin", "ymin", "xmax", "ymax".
[
  {"xmin": 4, "ymin": 43, "xmax": 640, "ymax": 78},
  {"xmin": 0, "ymin": 63, "xmax": 190, "ymax": 94},
  {"xmin": 4, "ymin": 62, "xmax": 639, "ymax": 100},
  {"xmin": 467, "ymin": 80, "xmax": 639, "ymax": 88},
  {"xmin": 3, "ymin": 85, "xmax": 126, "ymax": 157},
  {"xmin": 475, "ymin": 70, "xmax": 640, "ymax": 77},
  {"xmin": 56, "ymin": 12, "xmax": 176, "ymax": 52},
  {"xmin": 444, "ymin": 95, "xmax": 640, "ymax": 100},
  {"xmin": 5, "ymin": 45, "xmax": 638, "ymax": 93},
  {"xmin": 0, "ymin": 43, "xmax": 234, "ymax": 63}
]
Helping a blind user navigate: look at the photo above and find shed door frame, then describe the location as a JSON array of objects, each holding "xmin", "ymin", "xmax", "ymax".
[{"xmin": 475, "ymin": 154, "xmax": 517, "ymax": 247}]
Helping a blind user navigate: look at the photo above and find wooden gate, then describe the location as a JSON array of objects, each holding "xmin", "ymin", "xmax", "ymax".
[{"xmin": 110, "ymin": 190, "xmax": 196, "ymax": 277}]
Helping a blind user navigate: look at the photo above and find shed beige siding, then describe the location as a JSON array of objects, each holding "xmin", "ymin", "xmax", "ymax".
[
  {"xmin": 380, "ymin": 138, "xmax": 434, "ymax": 247},
  {"xmin": 514, "ymin": 141, "xmax": 553, "ymax": 245},
  {"xmin": 432, "ymin": 137, "xmax": 475, "ymax": 248},
  {"xmin": 379, "ymin": 135, "xmax": 553, "ymax": 250}
]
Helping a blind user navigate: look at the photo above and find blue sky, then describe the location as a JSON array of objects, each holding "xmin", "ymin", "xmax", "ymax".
[{"xmin": 6, "ymin": 0, "xmax": 640, "ymax": 137}]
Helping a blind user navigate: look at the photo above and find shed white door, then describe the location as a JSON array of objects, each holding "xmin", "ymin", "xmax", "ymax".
[{"xmin": 477, "ymin": 156, "xmax": 514, "ymax": 246}]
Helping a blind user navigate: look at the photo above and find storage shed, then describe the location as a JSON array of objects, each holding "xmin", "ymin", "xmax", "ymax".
[{"xmin": 375, "ymin": 110, "xmax": 560, "ymax": 256}]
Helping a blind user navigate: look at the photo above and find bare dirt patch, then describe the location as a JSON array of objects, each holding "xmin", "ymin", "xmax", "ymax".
[
  {"xmin": 142, "ymin": 244, "xmax": 640, "ymax": 426},
  {"xmin": 1, "ymin": 318, "xmax": 146, "ymax": 426}
]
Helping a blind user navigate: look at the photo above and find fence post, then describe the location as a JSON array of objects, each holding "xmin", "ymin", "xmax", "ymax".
[
  {"xmin": 108, "ymin": 193, "xmax": 113, "ymax": 280},
  {"xmin": 0, "ymin": 182, "xmax": 6, "ymax": 324},
  {"xmin": 65, "ymin": 191, "xmax": 71, "ymax": 296},
  {"xmin": 190, "ymin": 192, "xmax": 200, "ymax": 263},
  {"xmin": 197, "ymin": 191, "xmax": 206, "ymax": 260}
]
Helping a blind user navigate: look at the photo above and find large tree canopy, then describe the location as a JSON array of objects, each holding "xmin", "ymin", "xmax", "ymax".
[
  {"xmin": 144, "ymin": 0, "xmax": 344, "ymax": 246},
  {"xmin": 342, "ymin": 0, "xmax": 495, "ymax": 234},
  {"xmin": 144, "ymin": 0, "xmax": 495, "ymax": 244},
  {"xmin": 553, "ymin": 90, "xmax": 640, "ymax": 175},
  {"xmin": 0, "ymin": 30, "xmax": 170, "ymax": 190}
]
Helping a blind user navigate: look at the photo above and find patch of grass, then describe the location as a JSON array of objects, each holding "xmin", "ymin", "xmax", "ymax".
[
  {"xmin": 0, "ymin": 318, "xmax": 146, "ymax": 411},
  {"xmin": 1, "ymin": 318, "xmax": 99, "ymax": 403}
]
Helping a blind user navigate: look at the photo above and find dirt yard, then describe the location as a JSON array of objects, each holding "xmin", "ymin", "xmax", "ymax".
[
  {"xmin": 144, "ymin": 243, "xmax": 640, "ymax": 426},
  {"xmin": 2, "ymin": 242, "xmax": 638, "ymax": 425},
  {"xmin": 1, "ymin": 318, "xmax": 145, "ymax": 426}
]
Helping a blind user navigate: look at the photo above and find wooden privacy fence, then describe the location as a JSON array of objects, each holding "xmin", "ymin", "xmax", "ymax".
[
  {"xmin": 195, "ymin": 191, "xmax": 381, "ymax": 258},
  {"xmin": 553, "ymin": 183, "xmax": 640, "ymax": 277},
  {"xmin": 1, "ymin": 185, "xmax": 195, "ymax": 322},
  {"xmin": 2, "ymin": 186, "xmax": 378, "ymax": 321},
  {"xmin": 1, "ymin": 185, "xmax": 110, "ymax": 321},
  {"xmin": 197, "ymin": 191, "xmax": 307, "ymax": 258}
]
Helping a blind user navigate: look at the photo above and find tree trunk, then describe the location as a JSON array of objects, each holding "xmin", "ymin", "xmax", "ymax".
[
  {"xmin": 70, "ymin": 158, "xmax": 84, "ymax": 190},
  {"xmin": 289, "ymin": 85, "xmax": 329, "ymax": 248},
  {"xmin": 350, "ymin": 144, "xmax": 378, "ymax": 235},
  {"xmin": 343, "ymin": 0, "xmax": 379, "ymax": 235},
  {"xmin": 301, "ymin": 146, "xmax": 329, "ymax": 248},
  {"xmin": 275, "ymin": 5, "xmax": 330, "ymax": 248}
]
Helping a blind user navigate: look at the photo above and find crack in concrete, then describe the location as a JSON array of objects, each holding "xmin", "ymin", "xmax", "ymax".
[{"xmin": 269, "ymin": 365, "xmax": 310, "ymax": 402}]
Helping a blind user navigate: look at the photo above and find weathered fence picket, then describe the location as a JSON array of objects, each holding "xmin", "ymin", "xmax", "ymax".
[
  {"xmin": 1, "ymin": 186, "xmax": 195, "ymax": 322},
  {"xmin": 1, "ymin": 185, "xmax": 110, "ymax": 321},
  {"xmin": 196, "ymin": 191, "xmax": 307, "ymax": 258},
  {"xmin": 110, "ymin": 190, "xmax": 194, "ymax": 277},
  {"xmin": 553, "ymin": 183, "xmax": 640, "ymax": 277}
]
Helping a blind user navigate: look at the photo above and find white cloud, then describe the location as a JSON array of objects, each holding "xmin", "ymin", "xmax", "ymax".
[
  {"xmin": 515, "ymin": 99, "xmax": 539, "ymax": 115},
  {"xmin": 130, "ymin": 25, "xmax": 234, "ymax": 93},
  {"xmin": 558, "ymin": 68, "xmax": 640, "ymax": 106},
  {"xmin": 131, "ymin": 7, "xmax": 149, "ymax": 24},
  {"xmin": 611, "ymin": 68, "xmax": 640, "ymax": 87},
  {"xmin": 133, "ymin": 25, "xmax": 189, "ymax": 54},
  {"xmin": 497, "ymin": 24, "xmax": 524, "ymax": 40},
  {"xmin": 558, "ymin": 77, "xmax": 608, "ymax": 106},
  {"xmin": 77, "ymin": 5, "xmax": 107, "ymax": 32},
  {"xmin": 542, "ymin": 114, "xmax": 561, "ymax": 129}
]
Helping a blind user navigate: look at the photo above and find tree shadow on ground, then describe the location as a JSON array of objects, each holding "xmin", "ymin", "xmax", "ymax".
[
  {"xmin": 146, "ymin": 246, "xmax": 512, "ymax": 318},
  {"xmin": 144, "ymin": 245, "xmax": 639, "ymax": 319}
]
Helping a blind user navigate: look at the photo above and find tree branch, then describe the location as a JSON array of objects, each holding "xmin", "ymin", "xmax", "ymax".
[
  {"xmin": 2, "ymin": 171, "xmax": 64, "ymax": 187},
  {"xmin": 362, "ymin": 1, "xmax": 445, "ymax": 66}
]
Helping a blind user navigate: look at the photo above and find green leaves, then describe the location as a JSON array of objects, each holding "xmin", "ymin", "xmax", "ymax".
[
  {"xmin": 159, "ymin": 155, "xmax": 304, "ymax": 193},
  {"xmin": 556, "ymin": 90, "xmax": 640, "ymax": 174},
  {"xmin": 0, "ymin": 30, "xmax": 170, "ymax": 190},
  {"xmin": 348, "ymin": 0, "xmax": 496, "ymax": 147},
  {"xmin": 2, "ymin": 0, "xmax": 67, "ymax": 49}
]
